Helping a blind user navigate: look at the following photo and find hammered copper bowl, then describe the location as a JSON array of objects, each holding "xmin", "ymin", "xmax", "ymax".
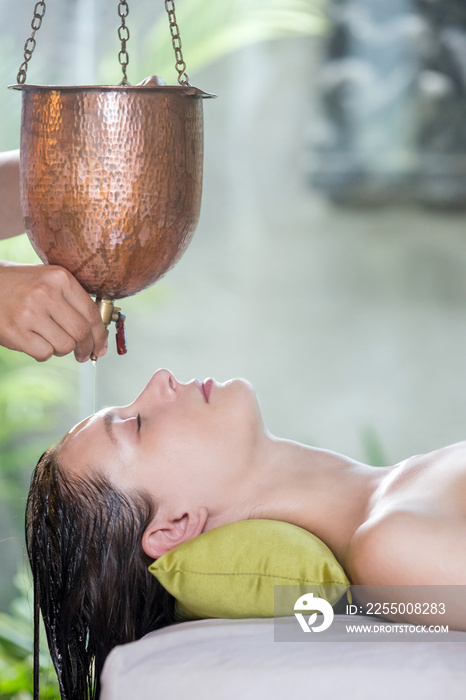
[{"xmin": 16, "ymin": 84, "xmax": 211, "ymax": 299}]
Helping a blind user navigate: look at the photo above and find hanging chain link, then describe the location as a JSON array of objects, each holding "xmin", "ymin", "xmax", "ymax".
[
  {"xmin": 15, "ymin": 0, "xmax": 189, "ymax": 88},
  {"xmin": 16, "ymin": 0, "xmax": 47, "ymax": 84},
  {"xmin": 164, "ymin": 0, "xmax": 190, "ymax": 87},
  {"xmin": 117, "ymin": 0, "xmax": 131, "ymax": 86}
]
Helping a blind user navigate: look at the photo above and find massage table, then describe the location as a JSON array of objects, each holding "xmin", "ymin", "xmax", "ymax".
[{"xmin": 101, "ymin": 614, "xmax": 466, "ymax": 699}]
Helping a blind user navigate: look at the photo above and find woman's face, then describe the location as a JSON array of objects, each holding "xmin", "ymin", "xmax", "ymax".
[{"xmin": 58, "ymin": 369, "xmax": 266, "ymax": 518}]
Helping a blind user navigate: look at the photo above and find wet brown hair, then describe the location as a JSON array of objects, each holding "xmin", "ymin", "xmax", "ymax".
[{"xmin": 26, "ymin": 448, "xmax": 176, "ymax": 700}]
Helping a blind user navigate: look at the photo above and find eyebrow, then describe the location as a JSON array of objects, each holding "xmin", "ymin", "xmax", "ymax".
[{"xmin": 104, "ymin": 411, "xmax": 118, "ymax": 445}]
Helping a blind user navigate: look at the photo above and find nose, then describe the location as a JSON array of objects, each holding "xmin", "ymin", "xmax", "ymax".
[{"xmin": 138, "ymin": 368, "xmax": 178, "ymax": 404}]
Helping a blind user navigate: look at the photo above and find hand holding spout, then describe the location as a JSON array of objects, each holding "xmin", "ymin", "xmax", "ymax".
[{"xmin": 0, "ymin": 261, "xmax": 108, "ymax": 362}]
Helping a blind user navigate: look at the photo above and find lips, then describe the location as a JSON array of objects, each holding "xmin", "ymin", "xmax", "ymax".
[
  {"xmin": 195, "ymin": 378, "xmax": 213, "ymax": 403},
  {"xmin": 203, "ymin": 378, "xmax": 213, "ymax": 403}
]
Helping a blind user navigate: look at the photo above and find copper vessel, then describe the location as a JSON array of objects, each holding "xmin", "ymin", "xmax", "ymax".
[{"xmin": 14, "ymin": 84, "xmax": 212, "ymax": 300}]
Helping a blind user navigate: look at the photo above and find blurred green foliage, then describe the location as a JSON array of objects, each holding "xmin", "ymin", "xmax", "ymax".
[
  {"xmin": 0, "ymin": 234, "xmax": 76, "ymax": 511},
  {"xmin": 0, "ymin": 234, "xmax": 77, "ymax": 630},
  {"xmin": 0, "ymin": 571, "xmax": 59, "ymax": 700},
  {"xmin": 0, "ymin": 235, "xmax": 75, "ymax": 694},
  {"xmin": 360, "ymin": 426, "xmax": 388, "ymax": 468},
  {"xmin": 100, "ymin": 0, "xmax": 328, "ymax": 83},
  {"xmin": 0, "ymin": 348, "xmax": 67, "ymax": 496}
]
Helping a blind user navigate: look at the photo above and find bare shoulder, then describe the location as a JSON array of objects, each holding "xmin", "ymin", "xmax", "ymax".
[{"xmin": 346, "ymin": 508, "xmax": 466, "ymax": 586}]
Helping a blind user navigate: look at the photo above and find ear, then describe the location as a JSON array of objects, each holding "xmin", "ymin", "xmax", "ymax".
[{"xmin": 142, "ymin": 507, "xmax": 208, "ymax": 559}]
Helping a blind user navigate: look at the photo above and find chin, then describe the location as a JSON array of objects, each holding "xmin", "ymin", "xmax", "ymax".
[
  {"xmin": 223, "ymin": 377, "xmax": 257, "ymax": 398},
  {"xmin": 226, "ymin": 377, "xmax": 264, "ymax": 428}
]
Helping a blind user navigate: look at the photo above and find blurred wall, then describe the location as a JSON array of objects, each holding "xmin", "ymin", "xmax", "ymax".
[{"xmin": 95, "ymin": 35, "xmax": 466, "ymax": 467}]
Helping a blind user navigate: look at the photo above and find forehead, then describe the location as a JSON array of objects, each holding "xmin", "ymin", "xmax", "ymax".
[
  {"xmin": 60, "ymin": 412, "xmax": 103, "ymax": 446},
  {"xmin": 66, "ymin": 414, "xmax": 94, "ymax": 439},
  {"xmin": 56, "ymin": 410, "xmax": 112, "ymax": 472}
]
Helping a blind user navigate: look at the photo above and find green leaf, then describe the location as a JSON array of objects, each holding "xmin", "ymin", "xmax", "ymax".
[{"xmin": 99, "ymin": 0, "xmax": 328, "ymax": 83}]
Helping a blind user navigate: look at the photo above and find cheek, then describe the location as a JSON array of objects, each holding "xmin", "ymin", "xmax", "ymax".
[
  {"xmin": 147, "ymin": 425, "xmax": 232, "ymax": 492},
  {"xmin": 144, "ymin": 390, "xmax": 262, "ymax": 484}
]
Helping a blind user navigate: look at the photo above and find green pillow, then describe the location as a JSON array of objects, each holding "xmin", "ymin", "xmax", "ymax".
[{"xmin": 149, "ymin": 519, "xmax": 349, "ymax": 620}]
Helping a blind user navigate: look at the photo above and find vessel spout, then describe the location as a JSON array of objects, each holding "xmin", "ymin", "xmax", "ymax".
[{"xmin": 90, "ymin": 298, "xmax": 126, "ymax": 361}]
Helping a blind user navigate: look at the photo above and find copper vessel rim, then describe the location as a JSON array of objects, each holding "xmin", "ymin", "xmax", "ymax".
[{"xmin": 8, "ymin": 84, "xmax": 215, "ymax": 98}]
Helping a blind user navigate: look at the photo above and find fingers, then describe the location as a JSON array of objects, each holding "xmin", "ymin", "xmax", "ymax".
[
  {"xmin": 40, "ymin": 266, "xmax": 108, "ymax": 362},
  {"xmin": 11, "ymin": 312, "xmax": 97, "ymax": 363},
  {"xmin": 49, "ymin": 298, "xmax": 107, "ymax": 362},
  {"xmin": 0, "ymin": 262, "xmax": 109, "ymax": 363},
  {"xmin": 10, "ymin": 315, "xmax": 108, "ymax": 363},
  {"xmin": 42, "ymin": 311, "xmax": 98, "ymax": 362},
  {"xmin": 57, "ymin": 268, "xmax": 109, "ymax": 361},
  {"xmin": 18, "ymin": 331, "xmax": 55, "ymax": 363},
  {"xmin": 71, "ymin": 299, "xmax": 108, "ymax": 361}
]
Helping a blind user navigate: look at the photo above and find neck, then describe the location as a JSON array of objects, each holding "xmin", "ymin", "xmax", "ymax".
[{"xmin": 211, "ymin": 434, "xmax": 390, "ymax": 570}]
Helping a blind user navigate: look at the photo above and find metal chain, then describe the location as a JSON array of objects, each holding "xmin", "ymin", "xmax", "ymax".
[
  {"xmin": 164, "ymin": 0, "xmax": 190, "ymax": 86},
  {"xmin": 16, "ymin": 0, "xmax": 47, "ymax": 84},
  {"xmin": 16, "ymin": 0, "xmax": 188, "ymax": 88},
  {"xmin": 117, "ymin": 0, "xmax": 131, "ymax": 86}
]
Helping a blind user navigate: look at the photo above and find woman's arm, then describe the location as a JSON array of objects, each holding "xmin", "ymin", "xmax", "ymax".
[{"xmin": 0, "ymin": 149, "xmax": 23, "ymax": 239}]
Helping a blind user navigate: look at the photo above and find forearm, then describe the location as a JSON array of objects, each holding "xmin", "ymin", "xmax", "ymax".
[{"xmin": 0, "ymin": 149, "xmax": 24, "ymax": 240}]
